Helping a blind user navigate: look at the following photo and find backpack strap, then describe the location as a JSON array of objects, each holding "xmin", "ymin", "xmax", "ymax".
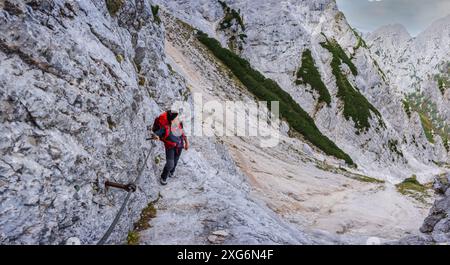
[{"xmin": 162, "ymin": 124, "xmax": 171, "ymax": 141}]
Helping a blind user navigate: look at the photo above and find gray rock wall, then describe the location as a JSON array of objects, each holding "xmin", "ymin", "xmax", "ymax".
[
  {"xmin": 420, "ymin": 173, "xmax": 450, "ymax": 243},
  {"xmin": 0, "ymin": 0, "xmax": 187, "ymax": 244},
  {"xmin": 398, "ymin": 173, "xmax": 450, "ymax": 245},
  {"xmin": 153, "ymin": 0, "xmax": 446, "ymax": 182}
]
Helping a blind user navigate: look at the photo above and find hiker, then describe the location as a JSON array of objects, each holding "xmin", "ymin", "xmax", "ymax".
[{"xmin": 151, "ymin": 110, "xmax": 189, "ymax": 185}]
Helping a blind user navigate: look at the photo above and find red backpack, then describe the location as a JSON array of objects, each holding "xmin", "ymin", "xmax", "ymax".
[
  {"xmin": 152, "ymin": 111, "xmax": 169, "ymax": 134},
  {"xmin": 152, "ymin": 112, "xmax": 182, "ymax": 149}
]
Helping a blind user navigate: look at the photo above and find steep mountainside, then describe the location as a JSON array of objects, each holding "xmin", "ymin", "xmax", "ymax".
[
  {"xmin": 0, "ymin": 0, "xmax": 330, "ymax": 245},
  {"xmin": 0, "ymin": 0, "xmax": 448, "ymax": 245},
  {"xmin": 368, "ymin": 16, "xmax": 450, "ymax": 156},
  {"xmin": 367, "ymin": 24, "xmax": 412, "ymax": 72},
  {"xmin": 0, "ymin": 0, "xmax": 182, "ymax": 244},
  {"xmin": 368, "ymin": 15, "xmax": 450, "ymax": 95},
  {"xmin": 154, "ymin": 0, "xmax": 447, "ymax": 182},
  {"xmin": 399, "ymin": 173, "xmax": 450, "ymax": 245},
  {"xmin": 145, "ymin": 12, "xmax": 432, "ymax": 243},
  {"xmin": 368, "ymin": 16, "xmax": 450, "ymax": 245}
]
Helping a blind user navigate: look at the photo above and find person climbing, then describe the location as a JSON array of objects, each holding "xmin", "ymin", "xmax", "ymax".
[{"xmin": 151, "ymin": 110, "xmax": 189, "ymax": 185}]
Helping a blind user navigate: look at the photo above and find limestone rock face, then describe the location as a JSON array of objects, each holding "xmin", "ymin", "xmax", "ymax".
[
  {"xmin": 399, "ymin": 173, "xmax": 450, "ymax": 245},
  {"xmin": 0, "ymin": 0, "xmax": 321, "ymax": 245},
  {"xmin": 368, "ymin": 15, "xmax": 450, "ymax": 164},
  {"xmin": 0, "ymin": 0, "xmax": 187, "ymax": 244},
  {"xmin": 153, "ymin": 0, "xmax": 446, "ymax": 182},
  {"xmin": 368, "ymin": 15, "xmax": 450, "ymax": 95},
  {"xmin": 1, "ymin": 0, "xmax": 448, "ymax": 245}
]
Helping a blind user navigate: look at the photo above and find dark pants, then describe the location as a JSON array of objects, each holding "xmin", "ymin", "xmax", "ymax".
[{"xmin": 161, "ymin": 147, "xmax": 183, "ymax": 180}]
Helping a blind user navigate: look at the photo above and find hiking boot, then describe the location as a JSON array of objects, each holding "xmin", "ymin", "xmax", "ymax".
[
  {"xmin": 169, "ymin": 172, "xmax": 174, "ymax": 178},
  {"xmin": 160, "ymin": 178, "xmax": 168, "ymax": 186}
]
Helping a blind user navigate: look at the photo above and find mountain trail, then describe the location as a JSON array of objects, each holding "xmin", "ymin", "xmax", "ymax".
[{"xmin": 137, "ymin": 15, "xmax": 432, "ymax": 244}]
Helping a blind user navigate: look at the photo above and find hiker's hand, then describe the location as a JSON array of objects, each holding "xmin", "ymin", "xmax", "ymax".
[
  {"xmin": 125, "ymin": 183, "xmax": 137, "ymax": 192},
  {"xmin": 152, "ymin": 135, "xmax": 160, "ymax": 141},
  {"xmin": 184, "ymin": 141, "xmax": 189, "ymax": 150}
]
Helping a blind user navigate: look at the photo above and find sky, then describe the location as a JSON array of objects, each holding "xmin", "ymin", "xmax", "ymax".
[{"xmin": 336, "ymin": 0, "xmax": 450, "ymax": 36}]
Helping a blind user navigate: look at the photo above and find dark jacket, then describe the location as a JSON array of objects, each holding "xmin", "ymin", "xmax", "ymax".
[{"xmin": 155, "ymin": 123, "xmax": 185, "ymax": 149}]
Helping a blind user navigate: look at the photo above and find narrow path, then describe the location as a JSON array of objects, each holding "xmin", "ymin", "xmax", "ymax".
[{"xmin": 155, "ymin": 25, "xmax": 431, "ymax": 242}]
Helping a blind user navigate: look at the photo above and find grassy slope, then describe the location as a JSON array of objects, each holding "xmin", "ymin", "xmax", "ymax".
[
  {"xmin": 197, "ymin": 31, "xmax": 355, "ymax": 165},
  {"xmin": 405, "ymin": 91, "xmax": 449, "ymax": 150},
  {"xmin": 320, "ymin": 37, "xmax": 384, "ymax": 133},
  {"xmin": 296, "ymin": 49, "xmax": 331, "ymax": 106}
]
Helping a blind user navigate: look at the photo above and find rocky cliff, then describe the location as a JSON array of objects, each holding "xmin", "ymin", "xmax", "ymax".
[
  {"xmin": 421, "ymin": 173, "xmax": 450, "ymax": 243},
  {"xmin": 0, "ymin": 0, "xmax": 448, "ymax": 245},
  {"xmin": 368, "ymin": 16, "xmax": 450, "ymax": 164},
  {"xmin": 153, "ymin": 0, "xmax": 447, "ymax": 183},
  {"xmin": 0, "ymin": 0, "xmax": 342, "ymax": 245},
  {"xmin": 151, "ymin": 11, "xmax": 434, "ymax": 243},
  {"xmin": 0, "ymin": 0, "xmax": 178, "ymax": 244},
  {"xmin": 399, "ymin": 173, "xmax": 450, "ymax": 244}
]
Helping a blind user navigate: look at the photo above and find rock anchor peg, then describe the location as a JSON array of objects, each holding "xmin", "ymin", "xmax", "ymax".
[{"xmin": 105, "ymin": 181, "xmax": 137, "ymax": 192}]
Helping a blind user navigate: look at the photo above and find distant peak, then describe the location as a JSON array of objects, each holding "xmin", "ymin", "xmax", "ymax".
[
  {"xmin": 369, "ymin": 23, "xmax": 411, "ymax": 40},
  {"xmin": 377, "ymin": 24, "xmax": 409, "ymax": 34},
  {"xmin": 416, "ymin": 13, "xmax": 450, "ymax": 38},
  {"xmin": 426, "ymin": 13, "xmax": 450, "ymax": 29}
]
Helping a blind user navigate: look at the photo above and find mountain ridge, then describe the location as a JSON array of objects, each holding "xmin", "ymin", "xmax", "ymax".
[
  {"xmin": 154, "ymin": 0, "xmax": 448, "ymax": 182},
  {"xmin": 0, "ymin": 0, "xmax": 448, "ymax": 245}
]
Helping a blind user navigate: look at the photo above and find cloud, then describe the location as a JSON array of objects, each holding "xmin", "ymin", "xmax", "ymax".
[{"xmin": 336, "ymin": 0, "xmax": 450, "ymax": 35}]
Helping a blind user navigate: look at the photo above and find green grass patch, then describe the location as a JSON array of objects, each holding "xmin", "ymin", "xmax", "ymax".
[
  {"xmin": 396, "ymin": 176, "xmax": 427, "ymax": 193},
  {"xmin": 127, "ymin": 231, "xmax": 140, "ymax": 245},
  {"xmin": 138, "ymin": 76, "xmax": 146, "ymax": 86},
  {"xmin": 320, "ymin": 36, "xmax": 384, "ymax": 133},
  {"xmin": 337, "ymin": 166, "xmax": 385, "ymax": 184},
  {"xmin": 218, "ymin": 0, "xmax": 245, "ymax": 30},
  {"xmin": 396, "ymin": 175, "xmax": 430, "ymax": 203},
  {"xmin": 354, "ymin": 174, "xmax": 385, "ymax": 184},
  {"xmin": 371, "ymin": 57, "xmax": 387, "ymax": 82},
  {"xmin": 133, "ymin": 202, "xmax": 157, "ymax": 231},
  {"xmin": 351, "ymin": 28, "xmax": 368, "ymax": 51},
  {"xmin": 321, "ymin": 34, "xmax": 357, "ymax": 75},
  {"xmin": 404, "ymin": 91, "xmax": 449, "ymax": 150},
  {"xmin": 151, "ymin": 5, "xmax": 161, "ymax": 25},
  {"xmin": 434, "ymin": 62, "xmax": 449, "ymax": 95},
  {"xmin": 115, "ymin": 54, "xmax": 124, "ymax": 63},
  {"xmin": 444, "ymin": 138, "xmax": 449, "ymax": 151},
  {"xmin": 419, "ymin": 113, "xmax": 435, "ymax": 143},
  {"xmin": 107, "ymin": 116, "xmax": 116, "ymax": 130},
  {"xmin": 217, "ymin": 1, "xmax": 246, "ymax": 51},
  {"xmin": 403, "ymin": 100, "xmax": 411, "ymax": 119},
  {"xmin": 388, "ymin": 139, "xmax": 404, "ymax": 158},
  {"xmin": 154, "ymin": 155, "xmax": 161, "ymax": 165},
  {"xmin": 197, "ymin": 31, "xmax": 354, "ymax": 166},
  {"xmin": 316, "ymin": 163, "xmax": 384, "ymax": 184},
  {"xmin": 296, "ymin": 49, "xmax": 331, "ymax": 106},
  {"xmin": 238, "ymin": 33, "xmax": 248, "ymax": 41},
  {"xmin": 105, "ymin": 0, "xmax": 124, "ymax": 16},
  {"xmin": 126, "ymin": 198, "xmax": 159, "ymax": 245},
  {"xmin": 438, "ymin": 77, "xmax": 446, "ymax": 95}
]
